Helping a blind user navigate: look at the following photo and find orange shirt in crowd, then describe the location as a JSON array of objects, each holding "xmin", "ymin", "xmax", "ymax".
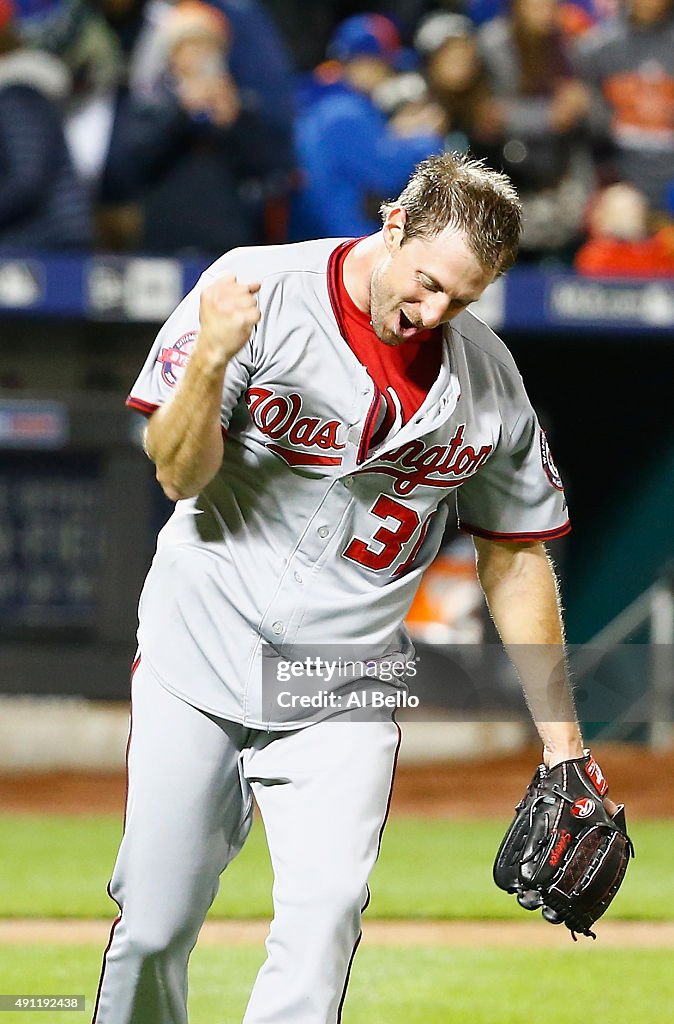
[{"xmin": 575, "ymin": 228, "xmax": 674, "ymax": 277}]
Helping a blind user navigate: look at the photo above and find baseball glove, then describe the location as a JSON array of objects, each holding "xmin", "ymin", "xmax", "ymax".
[{"xmin": 493, "ymin": 752, "xmax": 634, "ymax": 940}]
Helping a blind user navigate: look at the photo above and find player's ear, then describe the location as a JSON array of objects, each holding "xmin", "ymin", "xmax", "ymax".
[{"xmin": 382, "ymin": 206, "xmax": 407, "ymax": 252}]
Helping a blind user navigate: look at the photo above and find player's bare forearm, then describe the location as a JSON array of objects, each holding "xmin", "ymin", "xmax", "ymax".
[
  {"xmin": 145, "ymin": 274, "xmax": 261, "ymax": 501},
  {"xmin": 144, "ymin": 348, "xmax": 228, "ymax": 501},
  {"xmin": 473, "ymin": 537, "xmax": 583, "ymax": 766}
]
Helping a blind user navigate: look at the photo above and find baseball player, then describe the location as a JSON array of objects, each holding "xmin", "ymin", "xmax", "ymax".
[{"xmin": 93, "ymin": 152, "xmax": 584, "ymax": 1024}]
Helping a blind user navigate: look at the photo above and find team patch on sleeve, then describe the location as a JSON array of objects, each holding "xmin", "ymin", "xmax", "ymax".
[
  {"xmin": 540, "ymin": 429, "xmax": 564, "ymax": 490},
  {"xmin": 157, "ymin": 331, "xmax": 197, "ymax": 387}
]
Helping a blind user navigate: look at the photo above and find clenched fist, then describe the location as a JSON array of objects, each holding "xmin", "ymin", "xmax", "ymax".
[{"xmin": 197, "ymin": 274, "xmax": 261, "ymax": 369}]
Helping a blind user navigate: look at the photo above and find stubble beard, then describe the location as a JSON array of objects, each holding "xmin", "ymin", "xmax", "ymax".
[{"xmin": 369, "ymin": 266, "xmax": 402, "ymax": 347}]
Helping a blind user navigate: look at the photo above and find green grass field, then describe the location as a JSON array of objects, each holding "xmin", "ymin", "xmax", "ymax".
[
  {"xmin": 1, "ymin": 813, "xmax": 673, "ymax": 919},
  {"xmin": 1, "ymin": 944, "xmax": 673, "ymax": 1024},
  {"xmin": 1, "ymin": 813, "xmax": 673, "ymax": 1023}
]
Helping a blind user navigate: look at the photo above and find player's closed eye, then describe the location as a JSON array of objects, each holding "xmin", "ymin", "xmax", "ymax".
[{"xmin": 418, "ymin": 275, "xmax": 441, "ymax": 292}]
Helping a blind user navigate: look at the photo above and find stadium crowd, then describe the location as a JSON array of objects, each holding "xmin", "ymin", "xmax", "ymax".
[{"xmin": 0, "ymin": 0, "xmax": 673, "ymax": 274}]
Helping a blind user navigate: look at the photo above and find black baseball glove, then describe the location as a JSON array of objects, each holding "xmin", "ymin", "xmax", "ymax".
[{"xmin": 493, "ymin": 752, "xmax": 634, "ymax": 939}]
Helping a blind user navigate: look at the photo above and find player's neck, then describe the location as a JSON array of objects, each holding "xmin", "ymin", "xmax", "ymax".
[{"xmin": 342, "ymin": 233, "xmax": 385, "ymax": 315}]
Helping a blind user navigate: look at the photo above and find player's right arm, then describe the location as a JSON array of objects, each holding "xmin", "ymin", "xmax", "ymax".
[{"xmin": 144, "ymin": 274, "xmax": 260, "ymax": 501}]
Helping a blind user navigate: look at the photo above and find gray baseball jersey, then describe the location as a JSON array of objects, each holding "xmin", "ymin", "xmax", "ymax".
[{"xmin": 127, "ymin": 238, "xmax": 569, "ymax": 728}]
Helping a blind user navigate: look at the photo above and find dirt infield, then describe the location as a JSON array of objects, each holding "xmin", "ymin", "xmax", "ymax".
[
  {"xmin": 390, "ymin": 742, "xmax": 674, "ymax": 818},
  {"xmin": 1, "ymin": 919, "xmax": 673, "ymax": 948},
  {"xmin": 1, "ymin": 742, "xmax": 673, "ymax": 818}
]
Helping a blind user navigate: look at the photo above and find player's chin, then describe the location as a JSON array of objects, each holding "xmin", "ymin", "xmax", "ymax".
[{"xmin": 371, "ymin": 317, "xmax": 404, "ymax": 347}]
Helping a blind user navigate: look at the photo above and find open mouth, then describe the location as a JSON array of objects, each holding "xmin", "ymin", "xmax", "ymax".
[{"xmin": 396, "ymin": 309, "xmax": 421, "ymax": 339}]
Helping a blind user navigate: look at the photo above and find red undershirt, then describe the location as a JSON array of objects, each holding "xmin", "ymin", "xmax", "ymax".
[{"xmin": 327, "ymin": 239, "xmax": 442, "ymax": 450}]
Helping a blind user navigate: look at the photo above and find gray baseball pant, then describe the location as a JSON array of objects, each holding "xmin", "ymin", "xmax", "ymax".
[{"xmin": 92, "ymin": 661, "xmax": 400, "ymax": 1024}]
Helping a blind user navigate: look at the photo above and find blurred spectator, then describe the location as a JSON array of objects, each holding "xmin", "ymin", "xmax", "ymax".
[
  {"xmin": 102, "ymin": 0, "xmax": 283, "ymax": 254},
  {"xmin": 574, "ymin": 0, "xmax": 674, "ymax": 211},
  {"xmin": 291, "ymin": 13, "xmax": 445, "ymax": 240},
  {"xmin": 125, "ymin": 0, "xmax": 294, "ymax": 145},
  {"xmin": 199, "ymin": 0, "xmax": 296, "ymax": 231},
  {"xmin": 101, "ymin": 0, "xmax": 295, "ymax": 245},
  {"xmin": 575, "ymin": 182, "xmax": 674, "ymax": 276},
  {"xmin": 413, "ymin": 11, "xmax": 503, "ymax": 164},
  {"xmin": 477, "ymin": 0, "xmax": 596, "ymax": 260},
  {"xmin": 14, "ymin": 0, "xmax": 124, "ymax": 187},
  {"xmin": 0, "ymin": 0, "xmax": 91, "ymax": 249},
  {"xmin": 372, "ymin": 69, "xmax": 446, "ymax": 138}
]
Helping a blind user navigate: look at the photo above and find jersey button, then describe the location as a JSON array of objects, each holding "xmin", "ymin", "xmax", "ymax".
[
  {"xmin": 271, "ymin": 621, "xmax": 284, "ymax": 635},
  {"xmin": 293, "ymin": 571, "xmax": 303, "ymax": 584},
  {"xmin": 343, "ymin": 476, "xmax": 354, "ymax": 488},
  {"xmin": 318, "ymin": 526, "xmax": 330, "ymax": 539}
]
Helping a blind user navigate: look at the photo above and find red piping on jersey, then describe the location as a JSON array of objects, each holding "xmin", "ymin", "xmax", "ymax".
[
  {"xmin": 326, "ymin": 239, "xmax": 354, "ymax": 340},
  {"xmin": 326, "ymin": 239, "xmax": 382, "ymax": 465},
  {"xmin": 91, "ymin": 653, "xmax": 141, "ymax": 1023},
  {"xmin": 266, "ymin": 443, "xmax": 343, "ymax": 467},
  {"xmin": 356, "ymin": 385, "xmax": 383, "ymax": 465},
  {"xmin": 126, "ymin": 396, "xmax": 159, "ymax": 415},
  {"xmin": 459, "ymin": 520, "xmax": 571, "ymax": 543}
]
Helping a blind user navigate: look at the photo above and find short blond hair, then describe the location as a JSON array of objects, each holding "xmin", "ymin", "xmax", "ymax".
[{"xmin": 381, "ymin": 152, "xmax": 523, "ymax": 274}]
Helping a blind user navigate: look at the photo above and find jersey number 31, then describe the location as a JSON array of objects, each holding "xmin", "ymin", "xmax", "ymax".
[{"xmin": 343, "ymin": 495, "xmax": 434, "ymax": 573}]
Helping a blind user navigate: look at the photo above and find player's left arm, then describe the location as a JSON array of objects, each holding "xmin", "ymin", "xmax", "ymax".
[{"xmin": 473, "ymin": 537, "xmax": 586, "ymax": 771}]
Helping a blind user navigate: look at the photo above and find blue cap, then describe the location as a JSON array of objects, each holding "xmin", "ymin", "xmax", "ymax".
[{"xmin": 327, "ymin": 13, "xmax": 401, "ymax": 64}]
